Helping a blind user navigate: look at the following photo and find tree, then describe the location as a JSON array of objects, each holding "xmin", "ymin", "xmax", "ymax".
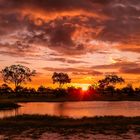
[
  {"xmin": 52, "ymin": 72, "xmax": 71, "ymax": 88},
  {"xmin": 135, "ymin": 87, "xmax": 140, "ymax": 95},
  {"xmin": 98, "ymin": 74, "xmax": 124, "ymax": 95},
  {"xmin": 105, "ymin": 85, "xmax": 115, "ymax": 95},
  {"xmin": 1, "ymin": 65, "xmax": 36, "ymax": 88},
  {"xmin": 0, "ymin": 84, "xmax": 13, "ymax": 94},
  {"xmin": 37, "ymin": 85, "xmax": 48, "ymax": 94},
  {"xmin": 14, "ymin": 86, "xmax": 25, "ymax": 93},
  {"xmin": 98, "ymin": 74, "xmax": 124, "ymax": 89},
  {"xmin": 121, "ymin": 84, "xmax": 134, "ymax": 96}
]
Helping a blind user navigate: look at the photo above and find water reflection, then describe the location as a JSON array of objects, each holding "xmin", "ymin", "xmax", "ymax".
[
  {"xmin": 55, "ymin": 103, "xmax": 67, "ymax": 116},
  {"xmin": 0, "ymin": 108, "xmax": 19, "ymax": 118},
  {"xmin": 0, "ymin": 101, "xmax": 140, "ymax": 119}
]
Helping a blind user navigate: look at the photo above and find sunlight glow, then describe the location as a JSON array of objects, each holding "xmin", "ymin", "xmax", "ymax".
[{"xmin": 81, "ymin": 85, "xmax": 89, "ymax": 91}]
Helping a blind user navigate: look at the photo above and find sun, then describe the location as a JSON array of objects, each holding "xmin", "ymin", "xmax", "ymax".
[
  {"xmin": 71, "ymin": 83, "xmax": 90, "ymax": 91},
  {"xmin": 81, "ymin": 85, "xmax": 89, "ymax": 91}
]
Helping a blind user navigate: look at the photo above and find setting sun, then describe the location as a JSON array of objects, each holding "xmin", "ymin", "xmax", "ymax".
[
  {"xmin": 81, "ymin": 86, "xmax": 88, "ymax": 91},
  {"xmin": 81, "ymin": 84, "xmax": 90, "ymax": 91}
]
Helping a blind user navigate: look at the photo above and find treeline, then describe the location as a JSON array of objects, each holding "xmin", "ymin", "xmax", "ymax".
[
  {"xmin": 0, "ymin": 83, "xmax": 140, "ymax": 99},
  {"xmin": 0, "ymin": 64, "xmax": 140, "ymax": 98}
]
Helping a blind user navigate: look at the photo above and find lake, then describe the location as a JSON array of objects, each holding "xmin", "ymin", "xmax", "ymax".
[{"xmin": 0, "ymin": 101, "xmax": 140, "ymax": 119}]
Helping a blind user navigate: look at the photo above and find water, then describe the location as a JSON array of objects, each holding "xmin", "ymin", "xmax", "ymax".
[{"xmin": 0, "ymin": 101, "xmax": 140, "ymax": 119}]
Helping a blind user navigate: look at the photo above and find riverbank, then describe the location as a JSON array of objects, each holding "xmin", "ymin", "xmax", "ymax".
[
  {"xmin": 0, "ymin": 102, "xmax": 20, "ymax": 110},
  {"xmin": 0, "ymin": 115, "xmax": 140, "ymax": 139},
  {"xmin": 1, "ymin": 94, "xmax": 140, "ymax": 103}
]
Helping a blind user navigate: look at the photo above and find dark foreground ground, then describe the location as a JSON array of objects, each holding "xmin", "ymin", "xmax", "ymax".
[{"xmin": 0, "ymin": 115, "xmax": 140, "ymax": 140}]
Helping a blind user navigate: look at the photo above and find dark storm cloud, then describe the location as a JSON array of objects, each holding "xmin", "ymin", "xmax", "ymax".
[
  {"xmin": 0, "ymin": 0, "xmax": 140, "ymax": 58},
  {"xmin": 98, "ymin": 3, "xmax": 140, "ymax": 45},
  {"xmin": 48, "ymin": 23, "xmax": 75, "ymax": 47},
  {"xmin": 90, "ymin": 0, "xmax": 111, "ymax": 5},
  {"xmin": 15, "ymin": 61, "xmax": 31, "ymax": 65},
  {"xmin": 117, "ymin": 45, "xmax": 140, "ymax": 53},
  {"xmin": 92, "ymin": 59, "xmax": 140, "ymax": 75},
  {"xmin": 93, "ymin": 60, "xmax": 139, "ymax": 69},
  {"xmin": 120, "ymin": 67, "xmax": 140, "ymax": 74},
  {"xmin": 47, "ymin": 57, "xmax": 88, "ymax": 64},
  {"xmin": 72, "ymin": 71, "xmax": 102, "ymax": 76},
  {"xmin": 0, "ymin": 15, "xmax": 100, "ymax": 56},
  {"xmin": 0, "ymin": 13, "xmax": 25, "ymax": 35},
  {"xmin": 43, "ymin": 67, "xmax": 103, "ymax": 76},
  {"xmin": 0, "ymin": 41, "xmax": 41, "ymax": 57},
  {"xmin": 0, "ymin": 0, "xmax": 95, "ymax": 12}
]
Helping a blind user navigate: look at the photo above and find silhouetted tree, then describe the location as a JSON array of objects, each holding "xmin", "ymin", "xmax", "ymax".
[
  {"xmin": 98, "ymin": 74, "xmax": 124, "ymax": 89},
  {"xmin": 28, "ymin": 88, "xmax": 36, "ymax": 94},
  {"xmin": 67, "ymin": 86, "xmax": 75, "ymax": 93},
  {"xmin": 105, "ymin": 85, "xmax": 115, "ymax": 95},
  {"xmin": 135, "ymin": 87, "xmax": 140, "ymax": 95},
  {"xmin": 0, "ymin": 84, "xmax": 13, "ymax": 94},
  {"xmin": 1, "ymin": 65, "xmax": 36, "ymax": 88},
  {"xmin": 14, "ymin": 86, "xmax": 36, "ymax": 96},
  {"xmin": 37, "ymin": 85, "xmax": 48, "ymax": 94},
  {"xmin": 53, "ymin": 88, "xmax": 68, "ymax": 97},
  {"xmin": 14, "ymin": 86, "xmax": 25, "ymax": 93},
  {"xmin": 121, "ymin": 84, "xmax": 134, "ymax": 96},
  {"xmin": 98, "ymin": 74, "xmax": 124, "ymax": 95},
  {"xmin": 52, "ymin": 72, "xmax": 71, "ymax": 88}
]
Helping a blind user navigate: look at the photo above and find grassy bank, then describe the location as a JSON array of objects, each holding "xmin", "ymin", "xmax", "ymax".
[
  {"xmin": 0, "ymin": 115, "xmax": 140, "ymax": 139},
  {"xmin": 1, "ymin": 115, "xmax": 140, "ymax": 126},
  {"xmin": 0, "ymin": 102, "xmax": 20, "ymax": 110},
  {"xmin": 0, "ymin": 115, "xmax": 140, "ymax": 131}
]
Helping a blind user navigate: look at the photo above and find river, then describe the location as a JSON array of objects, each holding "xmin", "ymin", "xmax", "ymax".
[{"xmin": 0, "ymin": 101, "xmax": 140, "ymax": 118}]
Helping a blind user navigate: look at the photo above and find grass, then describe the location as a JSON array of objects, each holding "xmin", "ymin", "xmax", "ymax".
[
  {"xmin": 0, "ymin": 115, "xmax": 140, "ymax": 138},
  {"xmin": 0, "ymin": 102, "xmax": 20, "ymax": 110},
  {"xmin": 0, "ymin": 115, "xmax": 140, "ymax": 129}
]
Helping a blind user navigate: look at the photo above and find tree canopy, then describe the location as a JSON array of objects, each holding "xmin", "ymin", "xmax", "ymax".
[
  {"xmin": 1, "ymin": 65, "xmax": 36, "ymax": 88},
  {"xmin": 98, "ymin": 74, "xmax": 125, "ymax": 88},
  {"xmin": 52, "ymin": 72, "xmax": 71, "ymax": 88}
]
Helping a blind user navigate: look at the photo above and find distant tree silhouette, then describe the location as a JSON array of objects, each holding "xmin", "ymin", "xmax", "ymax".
[
  {"xmin": 121, "ymin": 84, "xmax": 134, "ymax": 96},
  {"xmin": 98, "ymin": 74, "xmax": 124, "ymax": 89},
  {"xmin": 97, "ymin": 74, "xmax": 124, "ymax": 95},
  {"xmin": 0, "ymin": 84, "xmax": 13, "ymax": 94},
  {"xmin": 14, "ymin": 86, "xmax": 25, "ymax": 93},
  {"xmin": 52, "ymin": 72, "xmax": 71, "ymax": 88},
  {"xmin": 1, "ymin": 65, "xmax": 36, "ymax": 88},
  {"xmin": 135, "ymin": 87, "xmax": 140, "ymax": 94},
  {"xmin": 105, "ymin": 85, "xmax": 115, "ymax": 95},
  {"xmin": 27, "ymin": 88, "xmax": 36, "ymax": 94},
  {"xmin": 37, "ymin": 85, "xmax": 48, "ymax": 94},
  {"xmin": 14, "ymin": 86, "xmax": 36, "ymax": 96}
]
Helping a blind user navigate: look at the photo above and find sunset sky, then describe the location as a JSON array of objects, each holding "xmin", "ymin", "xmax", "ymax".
[{"xmin": 0, "ymin": 0, "xmax": 140, "ymax": 88}]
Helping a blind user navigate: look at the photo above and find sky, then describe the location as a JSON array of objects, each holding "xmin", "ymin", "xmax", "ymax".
[{"xmin": 0, "ymin": 0, "xmax": 140, "ymax": 88}]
